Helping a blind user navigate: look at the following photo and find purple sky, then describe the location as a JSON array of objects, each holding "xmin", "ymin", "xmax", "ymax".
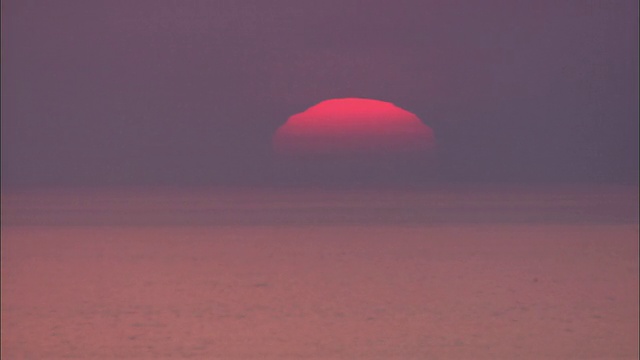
[{"xmin": 2, "ymin": 0, "xmax": 638, "ymax": 187}]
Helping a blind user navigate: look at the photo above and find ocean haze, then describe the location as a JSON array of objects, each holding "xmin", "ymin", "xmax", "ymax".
[{"xmin": 3, "ymin": 186, "xmax": 637, "ymax": 227}]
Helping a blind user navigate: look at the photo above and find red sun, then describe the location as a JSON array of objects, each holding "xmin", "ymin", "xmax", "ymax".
[{"xmin": 273, "ymin": 98, "xmax": 435, "ymax": 157}]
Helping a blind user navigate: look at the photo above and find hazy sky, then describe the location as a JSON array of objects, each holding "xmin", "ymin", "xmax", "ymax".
[{"xmin": 2, "ymin": 0, "xmax": 638, "ymax": 187}]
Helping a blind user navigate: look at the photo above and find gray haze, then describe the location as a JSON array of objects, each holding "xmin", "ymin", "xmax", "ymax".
[{"xmin": 2, "ymin": 0, "xmax": 638, "ymax": 187}]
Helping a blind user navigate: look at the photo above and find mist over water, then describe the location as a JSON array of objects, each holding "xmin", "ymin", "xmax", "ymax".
[{"xmin": 3, "ymin": 186, "xmax": 637, "ymax": 227}]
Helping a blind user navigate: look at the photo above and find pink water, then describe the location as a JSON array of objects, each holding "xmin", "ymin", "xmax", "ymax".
[{"xmin": 2, "ymin": 188, "xmax": 638, "ymax": 359}]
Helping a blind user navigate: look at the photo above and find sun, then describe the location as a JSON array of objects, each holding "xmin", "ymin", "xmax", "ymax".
[{"xmin": 273, "ymin": 98, "xmax": 435, "ymax": 157}]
